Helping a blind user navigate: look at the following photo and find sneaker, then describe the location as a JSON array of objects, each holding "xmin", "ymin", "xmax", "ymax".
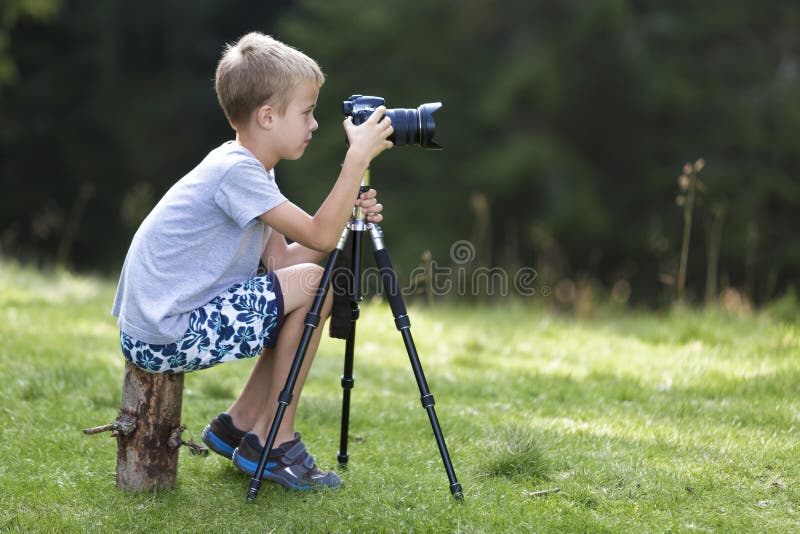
[
  {"xmin": 201, "ymin": 413, "xmax": 247, "ymax": 459},
  {"xmin": 232, "ymin": 432, "xmax": 342, "ymax": 491}
]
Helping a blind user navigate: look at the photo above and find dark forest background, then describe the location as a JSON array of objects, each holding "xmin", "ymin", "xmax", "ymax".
[{"xmin": 2, "ymin": 0, "xmax": 798, "ymax": 308}]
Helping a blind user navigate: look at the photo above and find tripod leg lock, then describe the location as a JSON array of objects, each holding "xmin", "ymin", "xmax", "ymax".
[
  {"xmin": 340, "ymin": 376, "xmax": 355, "ymax": 389},
  {"xmin": 420, "ymin": 393, "xmax": 435, "ymax": 408},
  {"xmin": 394, "ymin": 314, "xmax": 411, "ymax": 330},
  {"xmin": 305, "ymin": 312, "xmax": 321, "ymax": 328},
  {"xmin": 278, "ymin": 390, "xmax": 293, "ymax": 405}
]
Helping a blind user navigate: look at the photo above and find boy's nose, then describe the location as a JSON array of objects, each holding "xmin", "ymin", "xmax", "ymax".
[{"xmin": 311, "ymin": 118, "xmax": 319, "ymax": 132}]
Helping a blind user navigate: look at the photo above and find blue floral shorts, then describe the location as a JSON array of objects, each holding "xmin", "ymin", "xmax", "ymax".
[{"xmin": 120, "ymin": 272, "xmax": 284, "ymax": 374}]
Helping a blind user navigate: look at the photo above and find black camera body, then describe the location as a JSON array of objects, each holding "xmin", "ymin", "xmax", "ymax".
[{"xmin": 342, "ymin": 94, "xmax": 442, "ymax": 149}]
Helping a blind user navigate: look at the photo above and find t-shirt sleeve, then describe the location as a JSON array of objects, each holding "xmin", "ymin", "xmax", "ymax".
[{"xmin": 214, "ymin": 162, "xmax": 287, "ymax": 228}]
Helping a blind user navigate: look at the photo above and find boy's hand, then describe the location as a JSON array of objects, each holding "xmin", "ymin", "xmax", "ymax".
[
  {"xmin": 356, "ymin": 188, "xmax": 383, "ymax": 223},
  {"xmin": 343, "ymin": 106, "xmax": 394, "ymax": 164}
]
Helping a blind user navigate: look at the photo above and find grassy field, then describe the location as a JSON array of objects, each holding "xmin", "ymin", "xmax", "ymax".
[{"xmin": 0, "ymin": 260, "xmax": 798, "ymax": 532}]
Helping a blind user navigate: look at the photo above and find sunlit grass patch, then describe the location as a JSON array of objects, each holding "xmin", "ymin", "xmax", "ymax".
[
  {"xmin": 482, "ymin": 424, "xmax": 551, "ymax": 481},
  {"xmin": 1, "ymin": 260, "xmax": 799, "ymax": 532}
]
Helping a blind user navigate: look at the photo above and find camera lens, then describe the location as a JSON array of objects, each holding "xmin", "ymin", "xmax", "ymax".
[
  {"xmin": 385, "ymin": 103, "xmax": 442, "ymax": 149},
  {"xmin": 385, "ymin": 108, "xmax": 414, "ymax": 146}
]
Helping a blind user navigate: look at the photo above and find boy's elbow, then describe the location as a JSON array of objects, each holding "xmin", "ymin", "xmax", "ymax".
[
  {"xmin": 306, "ymin": 232, "xmax": 338, "ymax": 252},
  {"xmin": 303, "ymin": 219, "xmax": 344, "ymax": 252},
  {"xmin": 321, "ymin": 234, "xmax": 341, "ymax": 252},
  {"xmin": 306, "ymin": 240, "xmax": 332, "ymax": 252}
]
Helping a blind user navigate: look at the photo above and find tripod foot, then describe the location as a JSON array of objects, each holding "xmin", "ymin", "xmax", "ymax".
[
  {"xmin": 337, "ymin": 452, "xmax": 349, "ymax": 468},
  {"xmin": 246, "ymin": 479, "xmax": 262, "ymax": 503},
  {"xmin": 451, "ymin": 482, "xmax": 464, "ymax": 502}
]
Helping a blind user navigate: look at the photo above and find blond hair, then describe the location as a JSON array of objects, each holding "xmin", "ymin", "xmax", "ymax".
[{"xmin": 215, "ymin": 32, "xmax": 324, "ymax": 129}]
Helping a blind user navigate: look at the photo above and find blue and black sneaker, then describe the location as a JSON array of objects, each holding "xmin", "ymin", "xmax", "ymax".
[
  {"xmin": 201, "ymin": 413, "xmax": 247, "ymax": 459},
  {"xmin": 232, "ymin": 432, "xmax": 342, "ymax": 491}
]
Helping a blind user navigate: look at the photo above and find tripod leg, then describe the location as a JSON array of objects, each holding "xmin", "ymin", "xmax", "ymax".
[
  {"xmin": 368, "ymin": 224, "xmax": 464, "ymax": 502},
  {"xmin": 338, "ymin": 227, "xmax": 363, "ymax": 467},
  {"xmin": 246, "ymin": 225, "xmax": 350, "ymax": 503}
]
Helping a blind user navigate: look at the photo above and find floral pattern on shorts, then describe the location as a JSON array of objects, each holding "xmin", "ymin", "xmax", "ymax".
[{"xmin": 120, "ymin": 272, "xmax": 284, "ymax": 374}]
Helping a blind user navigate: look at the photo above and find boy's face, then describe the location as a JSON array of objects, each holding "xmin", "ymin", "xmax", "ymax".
[{"xmin": 272, "ymin": 81, "xmax": 320, "ymax": 161}]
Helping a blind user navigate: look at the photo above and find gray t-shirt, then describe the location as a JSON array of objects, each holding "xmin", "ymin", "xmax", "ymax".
[{"xmin": 112, "ymin": 141, "xmax": 287, "ymax": 344}]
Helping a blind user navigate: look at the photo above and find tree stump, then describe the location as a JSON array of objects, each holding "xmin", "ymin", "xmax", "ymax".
[{"xmin": 115, "ymin": 362, "xmax": 184, "ymax": 490}]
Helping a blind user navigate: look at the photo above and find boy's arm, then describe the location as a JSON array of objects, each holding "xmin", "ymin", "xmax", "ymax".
[
  {"xmin": 262, "ymin": 189, "xmax": 384, "ymax": 270},
  {"xmin": 259, "ymin": 107, "xmax": 392, "ymax": 252}
]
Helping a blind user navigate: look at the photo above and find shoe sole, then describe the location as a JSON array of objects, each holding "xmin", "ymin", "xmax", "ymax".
[{"xmin": 201, "ymin": 426, "xmax": 236, "ymax": 459}]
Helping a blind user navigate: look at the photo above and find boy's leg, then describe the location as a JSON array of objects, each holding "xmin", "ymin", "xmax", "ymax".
[{"xmin": 226, "ymin": 263, "xmax": 332, "ymax": 446}]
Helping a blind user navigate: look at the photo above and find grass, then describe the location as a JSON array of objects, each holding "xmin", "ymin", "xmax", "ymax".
[{"xmin": 1, "ymin": 259, "xmax": 799, "ymax": 532}]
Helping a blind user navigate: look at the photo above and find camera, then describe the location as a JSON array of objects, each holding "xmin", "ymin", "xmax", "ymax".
[{"xmin": 342, "ymin": 95, "xmax": 443, "ymax": 149}]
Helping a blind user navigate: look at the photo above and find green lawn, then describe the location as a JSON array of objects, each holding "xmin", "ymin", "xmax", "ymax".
[{"xmin": 1, "ymin": 260, "xmax": 798, "ymax": 532}]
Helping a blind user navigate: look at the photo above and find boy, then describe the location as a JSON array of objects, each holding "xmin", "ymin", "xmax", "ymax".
[{"xmin": 112, "ymin": 32, "xmax": 394, "ymax": 491}]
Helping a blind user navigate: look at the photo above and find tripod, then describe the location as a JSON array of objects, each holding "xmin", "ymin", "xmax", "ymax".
[{"xmin": 246, "ymin": 171, "xmax": 463, "ymax": 503}]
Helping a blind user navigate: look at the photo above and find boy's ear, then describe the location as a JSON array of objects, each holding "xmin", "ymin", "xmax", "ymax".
[{"xmin": 256, "ymin": 104, "xmax": 274, "ymax": 130}]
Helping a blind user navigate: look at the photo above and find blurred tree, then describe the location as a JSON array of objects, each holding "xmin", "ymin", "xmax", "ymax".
[
  {"xmin": 1, "ymin": 0, "xmax": 63, "ymax": 89},
  {"xmin": 276, "ymin": 0, "xmax": 800, "ymax": 304},
  {"xmin": 0, "ymin": 0, "xmax": 798, "ymax": 305},
  {"xmin": 1, "ymin": 0, "xmax": 290, "ymax": 269}
]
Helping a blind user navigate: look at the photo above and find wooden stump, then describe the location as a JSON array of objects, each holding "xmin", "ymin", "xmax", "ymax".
[{"xmin": 115, "ymin": 362, "xmax": 184, "ymax": 491}]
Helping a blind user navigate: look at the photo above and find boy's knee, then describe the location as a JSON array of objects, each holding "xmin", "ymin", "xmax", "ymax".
[
  {"xmin": 295, "ymin": 263, "xmax": 332, "ymax": 318},
  {"xmin": 276, "ymin": 263, "xmax": 325, "ymax": 313},
  {"xmin": 300, "ymin": 263, "xmax": 325, "ymax": 295}
]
